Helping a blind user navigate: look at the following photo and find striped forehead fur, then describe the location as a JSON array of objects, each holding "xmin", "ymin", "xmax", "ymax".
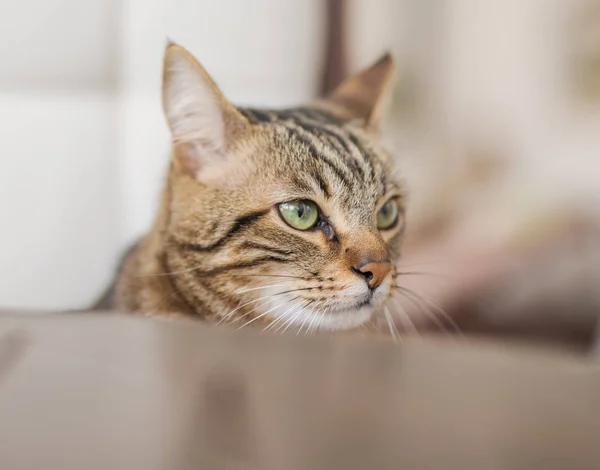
[{"xmin": 239, "ymin": 106, "xmax": 396, "ymax": 215}]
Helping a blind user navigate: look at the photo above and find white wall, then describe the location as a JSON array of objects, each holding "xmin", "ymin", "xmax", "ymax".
[
  {"xmin": 0, "ymin": 0, "xmax": 121, "ymax": 310},
  {"xmin": 438, "ymin": 0, "xmax": 600, "ymax": 197},
  {"xmin": 0, "ymin": 0, "xmax": 325, "ymax": 310}
]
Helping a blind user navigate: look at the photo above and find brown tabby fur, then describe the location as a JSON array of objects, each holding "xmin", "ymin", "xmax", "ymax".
[{"xmin": 107, "ymin": 43, "xmax": 406, "ymax": 333}]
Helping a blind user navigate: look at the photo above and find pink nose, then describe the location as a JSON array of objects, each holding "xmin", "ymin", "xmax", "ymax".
[{"xmin": 353, "ymin": 260, "xmax": 391, "ymax": 289}]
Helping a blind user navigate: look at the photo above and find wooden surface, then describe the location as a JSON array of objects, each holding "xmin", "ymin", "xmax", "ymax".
[{"xmin": 0, "ymin": 312, "xmax": 599, "ymax": 470}]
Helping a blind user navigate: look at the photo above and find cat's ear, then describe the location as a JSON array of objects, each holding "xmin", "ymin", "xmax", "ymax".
[
  {"xmin": 162, "ymin": 42, "xmax": 251, "ymax": 176},
  {"xmin": 322, "ymin": 53, "xmax": 395, "ymax": 131}
]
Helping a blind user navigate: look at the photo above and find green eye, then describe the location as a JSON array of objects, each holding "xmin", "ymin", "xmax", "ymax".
[
  {"xmin": 376, "ymin": 198, "xmax": 399, "ymax": 230},
  {"xmin": 279, "ymin": 200, "xmax": 319, "ymax": 230}
]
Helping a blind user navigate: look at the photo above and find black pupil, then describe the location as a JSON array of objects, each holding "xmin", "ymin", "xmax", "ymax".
[
  {"xmin": 382, "ymin": 203, "xmax": 390, "ymax": 217},
  {"xmin": 297, "ymin": 203, "xmax": 305, "ymax": 218}
]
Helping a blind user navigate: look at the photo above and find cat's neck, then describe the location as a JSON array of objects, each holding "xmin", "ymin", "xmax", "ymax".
[{"xmin": 114, "ymin": 174, "xmax": 196, "ymax": 316}]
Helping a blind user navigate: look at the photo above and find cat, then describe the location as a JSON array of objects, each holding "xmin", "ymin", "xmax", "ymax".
[{"xmin": 100, "ymin": 42, "xmax": 407, "ymax": 334}]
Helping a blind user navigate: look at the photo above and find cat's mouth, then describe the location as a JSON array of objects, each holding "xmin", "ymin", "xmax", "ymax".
[
  {"xmin": 351, "ymin": 281, "xmax": 391, "ymax": 310},
  {"xmin": 352, "ymin": 296, "xmax": 373, "ymax": 310},
  {"xmin": 354, "ymin": 291, "xmax": 375, "ymax": 309},
  {"xmin": 319, "ymin": 290, "xmax": 375, "ymax": 314}
]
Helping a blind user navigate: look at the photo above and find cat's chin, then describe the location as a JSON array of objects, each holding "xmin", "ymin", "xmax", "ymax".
[
  {"xmin": 316, "ymin": 306, "xmax": 375, "ymax": 331},
  {"xmin": 278, "ymin": 304, "xmax": 375, "ymax": 332}
]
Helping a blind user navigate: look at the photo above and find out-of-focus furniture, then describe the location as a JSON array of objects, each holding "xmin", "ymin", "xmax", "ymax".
[{"xmin": 0, "ymin": 312, "xmax": 599, "ymax": 469}]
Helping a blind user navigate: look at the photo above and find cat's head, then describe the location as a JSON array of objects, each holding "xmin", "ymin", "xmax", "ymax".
[{"xmin": 161, "ymin": 43, "xmax": 405, "ymax": 332}]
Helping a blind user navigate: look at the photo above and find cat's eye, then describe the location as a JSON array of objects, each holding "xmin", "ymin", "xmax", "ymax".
[
  {"xmin": 279, "ymin": 200, "xmax": 319, "ymax": 230},
  {"xmin": 376, "ymin": 198, "xmax": 399, "ymax": 230}
]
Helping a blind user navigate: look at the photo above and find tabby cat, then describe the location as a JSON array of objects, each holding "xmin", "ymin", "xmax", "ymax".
[{"xmin": 108, "ymin": 43, "xmax": 406, "ymax": 333}]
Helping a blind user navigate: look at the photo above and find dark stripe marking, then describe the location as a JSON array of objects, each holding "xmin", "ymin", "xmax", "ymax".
[
  {"xmin": 291, "ymin": 112, "xmax": 351, "ymax": 153},
  {"xmin": 283, "ymin": 124, "xmax": 352, "ymax": 188},
  {"xmin": 289, "ymin": 111, "xmax": 365, "ymax": 179},
  {"xmin": 294, "ymin": 106, "xmax": 345, "ymax": 124},
  {"xmin": 193, "ymin": 255, "xmax": 290, "ymax": 277},
  {"xmin": 176, "ymin": 210, "xmax": 268, "ymax": 252},
  {"xmin": 238, "ymin": 108, "xmax": 258, "ymax": 124},
  {"xmin": 240, "ymin": 241, "xmax": 294, "ymax": 257},
  {"xmin": 347, "ymin": 133, "xmax": 377, "ymax": 182},
  {"xmin": 238, "ymin": 108, "xmax": 274, "ymax": 124},
  {"xmin": 163, "ymin": 251, "xmax": 211, "ymax": 316},
  {"xmin": 315, "ymin": 173, "xmax": 331, "ymax": 198}
]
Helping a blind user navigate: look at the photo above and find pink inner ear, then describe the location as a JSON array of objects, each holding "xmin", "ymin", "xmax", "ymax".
[
  {"xmin": 174, "ymin": 141, "xmax": 203, "ymax": 177},
  {"xmin": 326, "ymin": 53, "xmax": 394, "ymax": 125}
]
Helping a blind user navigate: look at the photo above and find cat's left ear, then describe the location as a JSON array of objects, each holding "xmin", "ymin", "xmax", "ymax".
[
  {"xmin": 321, "ymin": 53, "xmax": 395, "ymax": 132},
  {"xmin": 162, "ymin": 42, "xmax": 251, "ymax": 177}
]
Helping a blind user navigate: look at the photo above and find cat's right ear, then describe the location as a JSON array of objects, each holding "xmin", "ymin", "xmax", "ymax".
[
  {"xmin": 162, "ymin": 43, "xmax": 251, "ymax": 177},
  {"xmin": 320, "ymin": 53, "xmax": 395, "ymax": 133}
]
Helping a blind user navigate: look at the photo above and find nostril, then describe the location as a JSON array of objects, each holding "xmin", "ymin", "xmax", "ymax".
[
  {"xmin": 351, "ymin": 266, "xmax": 373, "ymax": 282},
  {"xmin": 352, "ymin": 261, "xmax": 392, "ymax": 290}
]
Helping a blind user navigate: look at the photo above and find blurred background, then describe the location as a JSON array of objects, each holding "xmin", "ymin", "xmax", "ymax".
[{"xmin": 1, "ymin": 0, "xmax": 599, "ymax": 349}]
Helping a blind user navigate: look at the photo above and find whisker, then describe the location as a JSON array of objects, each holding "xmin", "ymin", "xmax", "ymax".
[
  {"xmin": 262, "ymin": 300, "xmax": 302, "ymax": 332},
  {"xmin": 262, "ymin": 311, "xmax": 288, "ymax": 332},
  {"xmin": 296, "ymin": 305, "xmax": 315, "ymax": 336},
  {"xmin": 237, "ymin": 300, "xmax": 289, "ymax": 330},
  {"xmin": 384, "ymin": 305, "xmax": 401, "ymax": 342},
  {"xmin": 305, "ymin": 307, "xmax": 320, "ymax": 337},
  {"xmin": 280, "ymin": 310, "xmax": 304, "ymax": 334},
  {"xmin": 216, "ymin": 294, "xmax": 275, "ymax": 326},
  {"xmin": 364, "ymin": 320, "xmax": 378, "ymax": 334},
  {"xmin": 276, "ymin": 300, "xmax": 314, "ymax": 334},
  {"xmin": 308, "ymin": 307, "xmax": 325, "ymax": 336},
  {"xmin": 216, "ymin": 287, "xmax": 313, "ymax": 326},
  {"xmin": 318, "ymin": 304, "xmax": 336, "ymax": 335},
  {"xmin": 393, "ymin": 288, "xmax": 448, "ymax": 333},
  {"xmin": 383, "ymin": 306, "xmax": 401, "ymax": 343},
  {"xmin": 387, "ymin": 305, "xmax": 402, "ymax": 341},
  {"xmin": 270, "ymin": 306, "xmax": 300, "ymax": 333},
  {"xmin": 395, "ymin": 285, "xmax": 462, "ymax": 334},
  {"xmin": 272, "ymin": 287, "xmax": 315, "ymax": 296},
  {"xmin": 225, "ymin": 299, "xmax": 272, "ymax": 325},
  {"xmin": 388, "ymin": 297, "xmax": 420, "ymax": 336},
  {"xmin": 235, "ymin": 282, "xmax": 290, "ymax": 295},
  {"xmin": 229, "ymin": 273, "xmax": 308, "ymax": 280}
]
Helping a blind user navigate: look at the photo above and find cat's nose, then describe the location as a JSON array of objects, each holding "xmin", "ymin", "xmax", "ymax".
[{"xmin": 352, "ymin": 260, "xmax": 391, "ymax": 290}]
